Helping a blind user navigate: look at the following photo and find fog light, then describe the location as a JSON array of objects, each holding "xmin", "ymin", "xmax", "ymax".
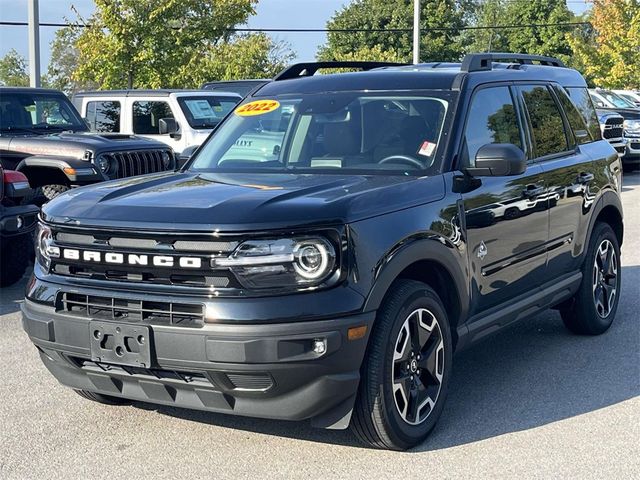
[
  {"xmin": 312, "ymin": 338, "xmax": 326, "ymax": 355},
  {"xmin": 16, "ymin": 216, "xmax": 23, "ymax": 229}
]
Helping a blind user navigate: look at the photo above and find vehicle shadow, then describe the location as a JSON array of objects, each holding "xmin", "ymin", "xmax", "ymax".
[
  {"xmin": 0, "ymin": 271, "xmax": 31, "ymax": 316},
  {"xmin": 141, "ymin": 265, "xmax": 640, "ymax": 451}
]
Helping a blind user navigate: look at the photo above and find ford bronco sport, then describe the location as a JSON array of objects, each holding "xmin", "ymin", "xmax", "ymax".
[
  {"xmin": 0, "ymin": 87, "xmax": 176, "ymax": 203},
  {"xmin": 23, "ymin": 54, "xmax": 624, "ymax": 450}
]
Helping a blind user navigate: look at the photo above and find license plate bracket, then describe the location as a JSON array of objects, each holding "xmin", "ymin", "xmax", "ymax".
[{"xmin": 90, "ymin": 321, "xmax": 151, "ymax": 368}]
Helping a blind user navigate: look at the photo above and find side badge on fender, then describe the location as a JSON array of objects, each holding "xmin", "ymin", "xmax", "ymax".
[{"xmin": 477, "ymin": 241, "xmax": 488, "ymax": 260}]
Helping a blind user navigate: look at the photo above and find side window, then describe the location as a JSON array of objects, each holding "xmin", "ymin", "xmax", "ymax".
[
  {"xmin": 520, "ymin": 85, "xmax": 568, "ymax": 158},
  {"xmin": 132, "ymin": 101, "xmax": 173, "ymax": 134},
  {"xmin": 553, "ymin": 86, "xmax": 592, "ymax": 144},
  {"xmin": 85, "ymin": 101, "xmax": 121, "ymax": 132},
  {"xmin": 566, "ymin": 87, "xmax": 602, "ymax": 141},
  {"xmin": 462, "ymin": 86, "xmax": 522, "ymax": 167}
]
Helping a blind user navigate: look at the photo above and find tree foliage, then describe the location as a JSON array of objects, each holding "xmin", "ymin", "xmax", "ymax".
[
  {"xmin": 72, "ymin": 0, "xmax": 294, "ymax": 89},
  {"xmin": 46, "ymin": 26, "xmax": 97, "ymax": 94},
  {"xmin": 318, "ymin": 0, "xmax": 474, "ymax": 63},
  {"xmin": 0, "ymin": 49, "xmax": 29, "ymax": 87},
  {"xmin": 467, "ymin": 0, "xmax": 575, "ymax": 63},
  {"xmin": 568, "ymin": 0, "xmax": 640, "ymax": 89}
]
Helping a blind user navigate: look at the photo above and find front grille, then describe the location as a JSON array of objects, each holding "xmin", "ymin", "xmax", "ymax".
[
  {"xmin": 58, "ymin": 292, "xmax": 205, "ymax": 327},
  {"xmin": 603, "ymin": 118, "xmax": 624, "ymax": 140},
  {"xmin": 105, "ymin": 150, "xmax": 171, "ymax": 179},
  {"xmin": 51, "ymin": 227, "xmax": 240, "ymax": 289}
]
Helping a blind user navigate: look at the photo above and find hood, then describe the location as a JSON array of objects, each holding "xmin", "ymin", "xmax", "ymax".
[
  {"xmin": 597, "ymin": 107, "xmax": 640, "ymax": 120},
  {"xmin": 7, "ymin": 132, "xmax": 169, "ymax": 160},
  {"xmin": 42, "ymin": 171, "xmax": 445, "ymax": 231}
]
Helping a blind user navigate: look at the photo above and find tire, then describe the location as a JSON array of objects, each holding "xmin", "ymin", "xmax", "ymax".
[
  {"xmin": 41, "ymin": 184, "xmax": 70, "ymax": 202},
  {"xmin": 74, "ymin": 389, "xmax": 132, "ymax": 406},
  {"xmin": 0, "ymin": 234, "xmax": 31, "ymax": 287},
  {"xmin": 351, "ymin": 279, "xmax": 453, "ymax": 450},
  {"xmin": 560, "ymin": 222, "xmax": 621, "ymax": 335},
  {"xmin": 504, "ymin": 207, "xmax": 520, "ymax": 220}
]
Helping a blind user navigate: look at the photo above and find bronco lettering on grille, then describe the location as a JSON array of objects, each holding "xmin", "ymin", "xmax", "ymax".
[{"xmin": 61, "ymin": 248, "xmax": 202, "ymax": 268}]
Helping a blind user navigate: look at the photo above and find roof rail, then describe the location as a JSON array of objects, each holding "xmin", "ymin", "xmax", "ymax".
[
  {"xmin": 273, "ymin": 61, "xmax": 407, "ymax": 81},
  {"xmin": 461, "ymin": 53, "xmax": 566, "ymax": 72}
]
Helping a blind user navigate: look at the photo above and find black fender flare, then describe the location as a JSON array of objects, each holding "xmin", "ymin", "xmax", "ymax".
[
  {"xmin": 16, "ymin": 156, "xmax": 100, "ymax": 183},
  {"xmin": 585, "ymin": 188, "xmax": 624, "ymax": 250},
  {"xmin": 362, "ymin": 237, "xmax": 470, "ymax": 324}
]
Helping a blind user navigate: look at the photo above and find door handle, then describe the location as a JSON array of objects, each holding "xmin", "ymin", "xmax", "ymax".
[
  {"xmin": 522, "ymin": 185, "xmax": 545, "ymax": 198},
  {"xmin": 577, "ymin": 172, "xmax": 594, "ymax": 184}
]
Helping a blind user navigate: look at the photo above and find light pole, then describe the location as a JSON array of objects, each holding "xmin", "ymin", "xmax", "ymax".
[
  {"xmin": 412, "ymin": 0, "xmax": 421, "ymax": 64},
  {"xmin": 28, "ymin": 0, "xmax": 41, "ymax": 87}
]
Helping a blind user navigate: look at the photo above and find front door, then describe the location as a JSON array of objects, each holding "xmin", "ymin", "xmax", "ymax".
[{"xmin": 459, "ymin": 85, "xmax": 550, "ymax": 314}]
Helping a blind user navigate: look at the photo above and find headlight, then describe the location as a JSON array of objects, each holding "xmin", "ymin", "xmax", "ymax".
[
  {"xmin": 214, "ymin": 237, "xmax": 337, "ymax": 289},
  {"xmin": 624, "ymin": 119, "xmax": 640, "ymax": 134},
  {"xmin": 35, "ymin": 223, "xmax": 59, "ymax": 270},
  {"xmin": 96, "ymin": 154, "xmax": 111, "ymax": 173},
  {"xmin": 161, "ymin": 151, "xmax": 172, "ymax": 168}
]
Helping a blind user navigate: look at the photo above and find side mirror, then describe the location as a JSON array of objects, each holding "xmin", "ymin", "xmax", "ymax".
[
  {"xmin": 159, "ymin": 117, "xmax": 178, "ymax": 135},
  {"xmin": 596, "ymin": 101, "xmax": 606, "ymax": 108},
  {"xmin": 465, "ymin": 143, "xmax": 526, "ymax": 177}
]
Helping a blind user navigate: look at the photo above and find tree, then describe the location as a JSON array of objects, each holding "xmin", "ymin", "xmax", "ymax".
[
  {"xmin": 191, "ymin": 33, "xmax": 295, "ymax": 84},
  {"xmin": 46, "ymin": 26, "xmax": 96, "ymax": 94},
  {"xmin": 318, "ymin": 0, "xmax": 474, "ymax": 63},
  {"xmin": 467, "ymin": 0, "xmax": 575, "ymax": 63},
  {"xmin": 0, "ymin": 49, "xmax": 29, "ymax": 87},
  {"xmin": 72, "ymin": 0, "xmax": 294, "ymax": 89},
  {"xmin": 568, "ymin": 0, "xmax": 640, "ymax": 89}
]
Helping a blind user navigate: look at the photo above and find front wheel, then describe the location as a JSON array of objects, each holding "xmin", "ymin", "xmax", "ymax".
[
  {"xmin": 351, "ymin": 280, "xmax": 453, "ymax": 450},
  {"xmin": 560, "ymin": 222, "xmax": 621, "ymax": 335}
]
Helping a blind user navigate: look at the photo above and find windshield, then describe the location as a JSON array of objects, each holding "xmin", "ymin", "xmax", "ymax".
[
  {"xmin": 189, "ymin": 91, "xmax": 452, "ymax": 175},
  {"xmin": 177, "ymin": 96, "xmax": 240, "ymax": 129},
  {"xmin": 0, "ymin": 92, "xmax": 86, "ymax": 132},
  {"xmin": 599, "ymin": 91, "xmax": 637, "ymax": 109}
]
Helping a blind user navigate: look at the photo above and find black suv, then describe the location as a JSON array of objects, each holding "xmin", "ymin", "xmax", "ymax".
[
  {"xmin": 0, "ymin": 87, "xmax": 176, "ymax": 203},
  {"xmin": 23, "ymin": 54, "xmax": 624, "ymax": 450}
]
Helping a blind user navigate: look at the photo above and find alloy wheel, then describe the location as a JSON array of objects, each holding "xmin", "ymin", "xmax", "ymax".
[
  {"xmin": 592, "ymin": 239, "xmax": 618, "ymax": 318},
  {"xmin": 391, "ymin": 308, "xmax": 444, "ymax": 425}
]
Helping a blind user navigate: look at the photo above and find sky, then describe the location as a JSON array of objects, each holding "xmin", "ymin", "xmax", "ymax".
[{"xmin": 0, "ymin": 0, "xmax": 590, "ymax": 72}]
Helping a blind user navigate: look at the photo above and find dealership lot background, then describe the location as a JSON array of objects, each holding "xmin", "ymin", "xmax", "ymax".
[{"xmin": 1, "ymin": 172, "xmax": 638, "ymax": 478}]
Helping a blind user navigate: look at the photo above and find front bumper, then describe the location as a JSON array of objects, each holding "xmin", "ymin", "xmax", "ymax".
[
  {"xmin": 0, "ymin": 203, "xmax": 38, "ymax": 237},
  {"xmin": 22, "ymin": 294, "xmax": 374, "ymax": 428},
  {"xmin": 624, "ymin": 137, "xmax": 640, "ymax": 162}
]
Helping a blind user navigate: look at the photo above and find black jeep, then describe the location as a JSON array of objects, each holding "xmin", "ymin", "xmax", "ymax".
[
  {"xmin": 0, "ymin": 87, "xmax": 176, "ymax": 203},
  {"xmin": 0, "ymin": 163, "xmax": 38, "ymax": 286},
  {"xmin": 23, "ymin": 54, "xmax": 623, "ymax": 450}
]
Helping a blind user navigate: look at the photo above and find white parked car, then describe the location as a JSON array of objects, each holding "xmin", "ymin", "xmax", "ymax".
[{"xmin": 73, "ymin": 90, "xmax": 242, "ymax": 160}]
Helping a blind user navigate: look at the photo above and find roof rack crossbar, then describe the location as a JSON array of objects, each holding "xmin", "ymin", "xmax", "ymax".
[
  {"xmin": 273, "ymin": 61, "xmax": 407, "ymax": 81},
  {"xmin": 460, "ymin": 53, "xmax": 566, "ymax": 72}
]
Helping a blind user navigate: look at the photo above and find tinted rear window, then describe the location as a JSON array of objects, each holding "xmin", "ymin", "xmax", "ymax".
[{"xmin": 566, "ymin": 87, "xmax": 602, "ymax": 141}]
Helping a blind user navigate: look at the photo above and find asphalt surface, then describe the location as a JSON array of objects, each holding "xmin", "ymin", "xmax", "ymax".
[{"xmin": 1, "ymin": 173, "xmax": 639, "ymax": 479}]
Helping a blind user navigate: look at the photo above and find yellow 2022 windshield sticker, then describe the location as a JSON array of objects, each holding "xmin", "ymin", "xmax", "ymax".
[{"xmin": 235, "ymin": 100, "xmax": 280, "ymax": 117}]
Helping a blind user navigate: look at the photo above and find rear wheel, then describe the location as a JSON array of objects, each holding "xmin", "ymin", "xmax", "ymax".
[
  {"xmin": 74, "ymin": 389, "xmax": 132, "ymax": 405},
  {"xmin": 560, "ymin": 222, "xmax": 621, "ymax": 335},
  {"xmin": 351, "ymin": 280, "xmax": 452, "ymax": 450}
]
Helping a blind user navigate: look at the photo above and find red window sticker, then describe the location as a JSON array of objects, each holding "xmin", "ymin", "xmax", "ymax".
[{"xmin": 418, "ymin": 140, "xmax": 436, "ymax": 157}]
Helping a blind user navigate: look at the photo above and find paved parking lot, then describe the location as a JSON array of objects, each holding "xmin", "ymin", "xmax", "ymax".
[{"xmin": 1, "ymin": 173, "xmax": 639, "ymax": 479}]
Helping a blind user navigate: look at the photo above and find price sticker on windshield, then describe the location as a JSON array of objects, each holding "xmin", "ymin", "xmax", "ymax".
[{"xmin": 235, "ymin": 100, "xmax": 280, "ymax": 117}]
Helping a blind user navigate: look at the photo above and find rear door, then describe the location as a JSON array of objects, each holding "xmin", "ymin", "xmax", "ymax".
[
  {"xmin": 460, "ymin": 84, "xmax": 549, "ymax": 314},
  {"xmin": 516, "ymin": 84, "xmax": 596, "ymax": 277}
]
